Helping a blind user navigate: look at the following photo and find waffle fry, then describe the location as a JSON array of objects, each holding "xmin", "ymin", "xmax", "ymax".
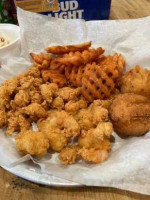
[
  {"xmin": 81, "ymin": 53, "xmax": 125, "ymax": 102},
  {"xmin": 65, "ymin": 65, "xmax": 85, "ymax": 87},
  {"xmin": 30, "ymin": 53, "xmax": 52, "ymax": 69},
  {"xmin": 45, "ymin": 41, "xmax": 92, "ymax": 54},
  {"xmin": 50, "ymin": 53, "xmax": 82, "ymax": 69},
  {"xmin": 100, "ymin": 53, "xmax": 125, "ymax": 80},
  {"xmin": 82, "ymin": 63, "xmax": 117, "ymax": 102},
  {"xmin": 41, "ymin": 70, "xmax": 67, "ymax": 87},
  {"xmin": 50, "ymin": 47, "xmax": 104, "ymax": 69}
]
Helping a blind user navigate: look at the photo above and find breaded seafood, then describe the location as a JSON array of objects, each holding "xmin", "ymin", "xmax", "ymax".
[
  {"xmin": 75, "ymin": 101, "xmax": 108, "ymax": 130},
  {"xmin": 38, "ymin": 111, "xmax": 80, "ymax": 151},
  {"xmin": 59, "ymin": 122, "xmax": 113, "ymax": 164},
  {"xmin": 51, "ymin": 97, "xmax": 64, "ymax": 110},
  {"xmin": 15, "ymin": 130, "xmax": 49, "ymax": 157},
  {"xmin": 78, "ymin": 122, "xmax": 113, "ymax": 149},
  {"xmin": 22, "ymin": 103, "xmax": 47, "ymax": 121},
  {"xmin": 59, "ymin": 145, "xmax": 79, "ymax": 165},
  {"xmin": 14, "ymin": 90, "xmax": 30, "ymax": 107},
  {"xmin": 56, "ymin": 87, "xmax": 81, "ymax": 101},
  {"xmin": 65, "ymin": 99, "xmax": 87, "ymax": 114}
]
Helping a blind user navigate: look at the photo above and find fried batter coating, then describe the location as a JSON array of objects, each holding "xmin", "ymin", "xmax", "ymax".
[
  {"xmin": 37, "ymin": 115, "xmax": 66, "ymax": 152},
  {"xmin": 6, "ymin": 119, "xmax": 18, "ymax": 135},
  {"xmin": 43, "ymin": 129, "xmax": 68, "ymax": 152},
  {"xmin": 89, "ymin": 90, "xmax": 120, "ymax": 110},
  {"xmin": 57, "ymin": 87, "xmax": 81, "ymax": 101},
  {"xmin": 45, "ymin": 42, "xmax": 91, "ymax": 54},
  {"xmin": 46, "ymin": 109, "xmax": 59, "ymax": 118},
  {"xmin": 120, "ymin": 66, "xmax": 150, "ymax": 98},
  {"xmin": 90, "ymin": 99, "xmax": 113, "ymax": 110},
  {"xmin": 40, "ymin": 84, "xmax": 54, "ymax": 103},
  {"xmin": 47, "ymin": 83, "xmax": 59, "ymax": 95},
  {"xmin": 0, "ymin": 110, "xmax": 7, "ymax": 127},
  {"xmin": 6, "ymin": 111, "xmax": 19, "ymax": 135},
  {"xmin": 40, "ymin": 83, "xmax": 59, "ymax": 105},
  {"xmin": 32, "ymin": 78, "xmax": 43, "ymax": 88},
  {"xmin": 2, "ymin": 77, "xmax": 19, "ymax": 95},
  {"xmin": 22, "ymin": 103, "xmax": 47, "ymax": 121},
  {"xmin": 44, "ymin": 111, "xmax": 80, "ymax": 138},
  {"xmin": 38, "ymin": 111, "xmax": 80, "ymax": 151},
  {"xmin": 29, "ymin": 91, "xmax": 43, "ymax": 104},
  {"xmin": 15, "ymin": 130, "xmax": 49, "ymax": 157},
  {"xmin": 78, "ymin": 148, "xmax": 109, "ymax": 164},
  {"xmin": 110, "ymin": 93, "xmax": 150, "ymax": 136},
  {"xmin": 0, "ymin": 86, "xmax": 10, "ymax": 110},
  {"xmin": 18, "ymin": 115, "xmax": 31, "ymax": 132},
  {"xmin": 59, "ymin": 146, "xmax": 109, "ymax": 164},
  {"xmin": 59, "ymin": 145, "xmax": 79, "ymax": 165},
  {"xmin": 14, "ymin": 90, "xmax": 30, "ymax": 107},
  {"xmin": 10, "ymin": 100, "xmax": 16, "ymax": 110},
  {"xmin": 65, "ymin": 99, "xmax": 87, "ymax": 114},
  {"xmin": 59, "ymin": 122, "xmax": 113, "ymax": 165},
  {"xmin": 25, "ymin": 66, "xmax": 41, "ymax": 78},
  {"xmin": 19, "ymin": 75, "xmax": 43, "ymax": 91},
  {"xmin": 75, "ymin": 103, "xmax": 108, "ymax": 130},
  {"xmin": 6, "ymin": 110, "xmax": 31, "ymax": 135},
  {"xmin": 51, "ymin": 97, "xmax": 64, "ymax": 110},
  {"xmin": 41, "ymin": 100, "xmax": 50, "ymax": 111},
  {"xmin": 78, "ymin": 122, "xmax": 113, "ymax": 149},
  {"xmin": 19, "ymin": 76, "xmax": 34, "ymax": 90}
]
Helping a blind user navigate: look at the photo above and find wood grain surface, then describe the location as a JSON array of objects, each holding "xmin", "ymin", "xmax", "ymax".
[{"xmin": 1, "ymin": 0, "xmax": 150, "ymax": 199}]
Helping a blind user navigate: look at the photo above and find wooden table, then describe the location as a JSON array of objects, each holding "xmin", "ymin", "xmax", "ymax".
[{"xmin": 1, "ymin": 0, "xmax": 150, "ymax": 199}]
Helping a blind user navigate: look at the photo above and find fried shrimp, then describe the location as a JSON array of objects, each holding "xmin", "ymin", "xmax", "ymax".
[
  {"xmin": 14, "ymin": 90, "xmax": 30, "ymax": 107},
  {"xmin": 15, "ymin": 130, "xmax": 49, "ymax": 157},
  {"xmin": 38, "ymin": 111, "xmax": 80, "ymax": 151},
  {"xmin": 22, "ymin": 103, "xmax": 47, "ymax": 121}
]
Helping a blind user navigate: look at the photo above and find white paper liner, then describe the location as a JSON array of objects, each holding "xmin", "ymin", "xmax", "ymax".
[{"xmin": 1, "ymin": 7, "xmax": 150, "ymax": 194}]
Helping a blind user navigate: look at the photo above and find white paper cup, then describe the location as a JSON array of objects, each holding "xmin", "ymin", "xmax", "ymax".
[{"xmin": 0, "ymin": 24, "xmax": 20, "ymax": 63}]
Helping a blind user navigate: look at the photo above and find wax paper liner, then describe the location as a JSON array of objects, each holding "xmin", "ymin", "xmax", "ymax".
[{"xmin": 1, "ymin": 8, "xmax": 150, "ymax": 194}]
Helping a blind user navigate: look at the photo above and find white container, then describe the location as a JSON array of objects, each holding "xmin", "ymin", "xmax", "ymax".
[{"xmin": 0, "ymin": 24, "xmax": 20, "ymax": 60}]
